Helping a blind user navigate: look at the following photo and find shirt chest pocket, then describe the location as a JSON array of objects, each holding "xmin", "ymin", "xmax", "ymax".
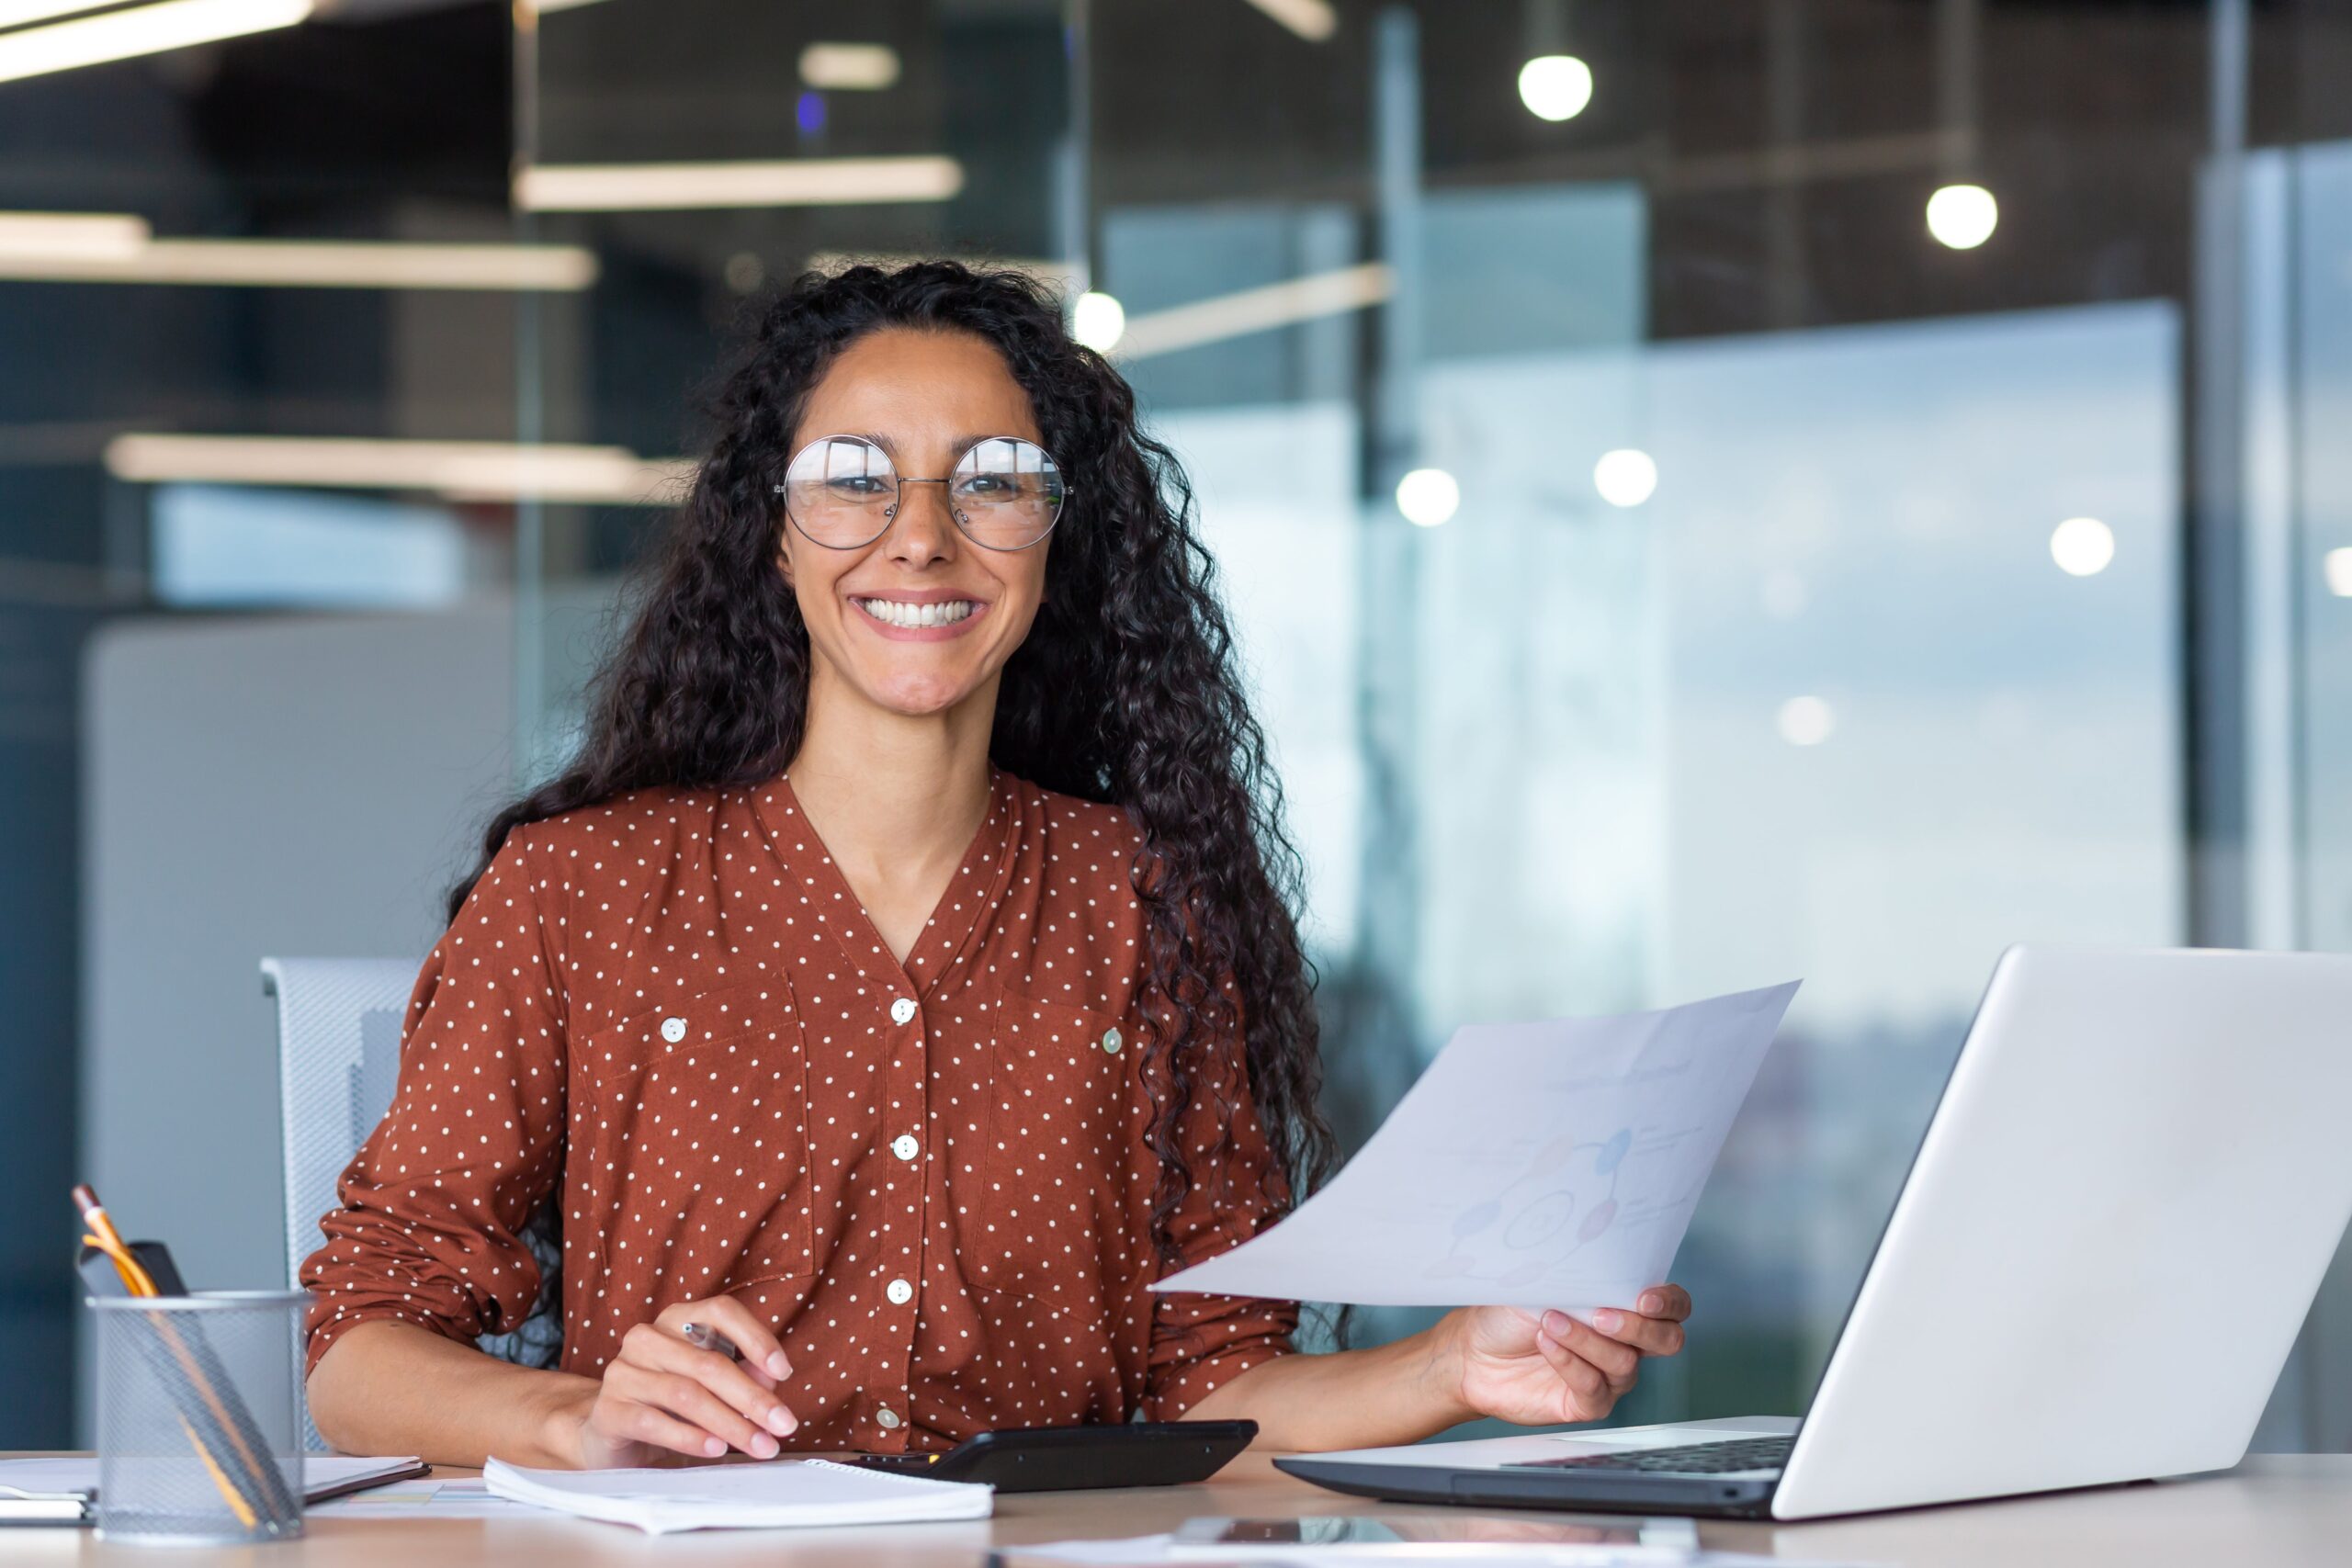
[
  {"xmin": 571, "ymin": 979, "xmax": 817, "ymax": 1289},
  {"xmin": 961, "ymin": 988, "xmax": 1142, "ymax": 1300}
]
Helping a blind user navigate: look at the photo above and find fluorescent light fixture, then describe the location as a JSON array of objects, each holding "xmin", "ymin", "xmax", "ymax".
[
  {"xmin": 0, "ymin": 0, "xmax": 115, "ymax": 30},
  {"xmin": 1070, "ymin": 290, "xmax": 1125, "ymax": 352},
  {"xmin": 107, "ymin": 434, "xmax": 694, "ymax": 505},
  {"xmin": 1519, "ymin": 54, "xmax": 1594, "ymax": 121},
  {"xmin": 0, "ymin": 231, "xmax": 598, "ymax": 290},
  {"xmin": 525, "ymin": 0, "xmax": 612, "ymax": 11},
  {"xmin": 2327, "ymin": 547, "xmax": 2352, "ymax": 599},
  {"xmin": 1777, "ymin": 695, "xmax": 1836, "ymax": 747},
  {"xmin": 1395, "ymin": 468, "xmax": 1459, "ymax": 527},
  {"xmin": 1592, "ymin": 447, "xmax": 1658, "ymax": 507},
  {"xmin": 1241, "ymin": 0, "xmax": 1335, "ymax": 41},
  {"xmin": 798, "ymin": 41, "xmax": 899, "ymax": 91},
  {"xmin": 1927, "ymin": 183, "xmax": 1998, "ymax": 249},
  {"xmin": 1116, "ymin": 261, "xmax": 1393, "ymax": 360},
  {"xmin": 2049, "ymin": 515, "xmax": 2115, "ymax": 577},
  {"xmin": 0, "ymin": 209, "xmax": 149, "ymax": 260},
  {"xmin": 514, "ymin": 156, "xmax": 964, "ymax": 212},
  {"xmin": 0, "ymin": 0, "xmax": 311, "ymax": 86}
]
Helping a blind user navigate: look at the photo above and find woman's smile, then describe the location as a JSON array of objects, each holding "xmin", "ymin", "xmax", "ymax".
[{"xmin": 850, "ymin": 590, "xmax": 989, "ymax": 638}]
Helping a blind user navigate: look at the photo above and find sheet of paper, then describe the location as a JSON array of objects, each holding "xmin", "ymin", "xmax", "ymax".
[
  {"xmin": 1154, "ymin": 982, "xmax": 1798, "ymax": 1310},
  {"xmin": 483, "ymin": 1454, "xmax": 992, "ymax": 1533}
]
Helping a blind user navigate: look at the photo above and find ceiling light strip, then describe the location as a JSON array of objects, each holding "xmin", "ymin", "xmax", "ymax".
[
  {"xmin": 0, "ymin": 0, "xmax": 311, "ymax": 86},
  {"xmin": 798, "ymin": 41, "xmax": 899, "ymax": 91},
  {"xmin": 0, "ymin": 237, "xmax": 599, "ymax": 289},
  {"xmin": 514, "ymin": 155, "xmax": 964, "ymax": 212},
  {"xmin": 106, "ymin": 434, "xmax": 694, "ymax": 505},
  {"xmin": 0, "ymin": 209, "xmax": 149, "ymax": 258},
  {"xmin": 1240, "ymin": 0, "xmax": 1336, "ymax": 42},
  {"xmin": 0, "ymin": 0, "xmax": 117, "ymax": 32},
  {"xmin": 1117, "ymin": 262, "xmax": 1394, "ymax": 361}
]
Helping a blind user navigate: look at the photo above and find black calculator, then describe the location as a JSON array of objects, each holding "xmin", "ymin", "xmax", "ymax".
[{"xmin": 844, "ymin": 1420, "xmax": 1256, "ymax": 1493}]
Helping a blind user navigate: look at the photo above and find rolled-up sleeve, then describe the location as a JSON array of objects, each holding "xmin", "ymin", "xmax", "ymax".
[
  {"xmin": 300, "ymin": 826, "xmax": 568, "ymax": 1376},
  {"xmin": 1143, "ymin": 992, "xmax": 1300, "ymax": 1419}
]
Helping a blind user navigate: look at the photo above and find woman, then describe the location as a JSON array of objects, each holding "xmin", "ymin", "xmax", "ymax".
[{"xmin": 302, "ymin": 262, "xmax": 1691, "ymax": 1468}]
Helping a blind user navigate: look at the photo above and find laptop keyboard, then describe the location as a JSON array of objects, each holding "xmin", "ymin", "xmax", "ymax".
[{"xmin": 1505, "ymin": 1436, "xmax": 1794, "ymax": 1475}]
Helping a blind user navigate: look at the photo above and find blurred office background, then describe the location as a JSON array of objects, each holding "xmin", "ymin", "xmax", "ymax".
[{"xmin": 4, "ymin": 0, "xmax": 2348, "ymax": 1448}]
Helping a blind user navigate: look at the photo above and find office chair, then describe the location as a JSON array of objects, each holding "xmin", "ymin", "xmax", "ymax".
[{"xmin": 264, "ymin": 957, "xmax": 564, "ymax": 1446}]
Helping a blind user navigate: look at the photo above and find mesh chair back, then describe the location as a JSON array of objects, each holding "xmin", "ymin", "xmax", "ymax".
[{"xmin": 264, "ymin": 957, "xmax": 563, "ymax": 1450}]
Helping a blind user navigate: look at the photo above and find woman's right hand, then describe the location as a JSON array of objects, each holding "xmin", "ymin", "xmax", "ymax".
[{"xmin": 558, "ymin": 1296, "xmax": 799, "ymax": 1468}]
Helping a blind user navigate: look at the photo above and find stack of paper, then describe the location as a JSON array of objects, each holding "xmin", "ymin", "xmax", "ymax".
[{"xmin": 481, "ymin": 1456, "xmax": 992, "ymax": 1534}]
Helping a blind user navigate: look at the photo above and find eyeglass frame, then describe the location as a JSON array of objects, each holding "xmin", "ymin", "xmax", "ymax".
[{"xmin": 769, "ymin": 433, "xmax": 1071, "ymax": 553}]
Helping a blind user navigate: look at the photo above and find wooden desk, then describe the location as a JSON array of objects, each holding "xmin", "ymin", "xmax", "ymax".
[{"xmin": 4, "ymin": 1454, "xmax": 2346, "ymax": 1565}]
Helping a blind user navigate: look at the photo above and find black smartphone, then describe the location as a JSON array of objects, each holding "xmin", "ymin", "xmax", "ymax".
[{"xmin": 845, "ymin": 1420, "xmax": 1256, "ymax": 1494}]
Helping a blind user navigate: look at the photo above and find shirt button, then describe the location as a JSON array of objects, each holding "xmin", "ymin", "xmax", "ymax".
[
  {"xmin": 1101, "ymin": 1027, "xmax": 1123, "ymax": 1054},
  {"xmin": 889, "ymin": 997, "xmax": 917, "ymax": 1025},
  {"xmin": 886, "ymin": 1278, "xmax": 914, "ymax": 1305},
  {"xmin": 876, "ymin": 1406, "xmax": 902, "ymax": 1430},
  {"xmin": 891, "ymin": 1134, "xmax": 920, "ymax": 1162},
  {"xmin": 660, "ymin": 1017, "xmax": 686, "ymax": 1043}
]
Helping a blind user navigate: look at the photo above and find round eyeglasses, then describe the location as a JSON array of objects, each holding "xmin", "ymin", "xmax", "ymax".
[{"xmin": 775, "ymin": 434, "xmax": 1068, "ymax": 552}]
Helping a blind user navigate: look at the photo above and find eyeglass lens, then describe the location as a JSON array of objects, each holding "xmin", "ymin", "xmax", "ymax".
[{"xmin": 784, "ymin": 435, "xmax": 1065, "ymax": 550}]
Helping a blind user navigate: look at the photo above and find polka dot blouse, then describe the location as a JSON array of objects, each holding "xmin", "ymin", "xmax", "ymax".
[{"xmin": 300, "ymin": 765, "xmax": 1299, "ymax": 1451}]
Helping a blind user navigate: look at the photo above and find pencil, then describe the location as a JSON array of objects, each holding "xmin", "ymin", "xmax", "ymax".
[{"xmin": 73, "ymin": 1185, "xmax": 292, "ymax": 1529}]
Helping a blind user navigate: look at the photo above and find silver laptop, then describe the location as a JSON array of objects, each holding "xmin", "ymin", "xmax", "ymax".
[{"xmin": 1278, "ymin": 945, "xmax": 2352, "ymax": 1519}]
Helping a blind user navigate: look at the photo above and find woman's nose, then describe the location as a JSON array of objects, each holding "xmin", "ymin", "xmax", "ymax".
[{"xmin": 885, "ymin": 480, "xmax": 958, "ymax": 562}]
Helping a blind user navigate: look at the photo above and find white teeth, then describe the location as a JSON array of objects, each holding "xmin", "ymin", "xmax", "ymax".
[{"xmin": 858, "ymin": 597, "xmax": 977, "ymax": 629}]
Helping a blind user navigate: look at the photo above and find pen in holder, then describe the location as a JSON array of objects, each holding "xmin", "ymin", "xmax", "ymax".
[{"xmin": 89, "ymin": 1291, "xmax": 307, "ymax": 1545}]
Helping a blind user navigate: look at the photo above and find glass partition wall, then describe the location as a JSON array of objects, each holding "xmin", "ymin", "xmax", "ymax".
[{"xmin": 513, "ymin": 0, "xmax": 2350, "ymax": 1445}]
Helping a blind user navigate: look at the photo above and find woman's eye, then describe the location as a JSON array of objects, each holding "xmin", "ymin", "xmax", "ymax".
[{"xmin": 827, "ymin": 475, "xmax": 891, "ymax": 499}]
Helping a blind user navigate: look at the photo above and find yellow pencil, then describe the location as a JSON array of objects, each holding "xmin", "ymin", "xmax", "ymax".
[{"xmin": 74, "ymin": 1185, "xmax": 275, "ymax": 1530}]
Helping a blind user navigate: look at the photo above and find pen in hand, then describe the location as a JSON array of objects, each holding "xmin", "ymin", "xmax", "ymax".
[{"xmin": 679, "ymin": 1321, "xmax": 740, "ymax": 1362}]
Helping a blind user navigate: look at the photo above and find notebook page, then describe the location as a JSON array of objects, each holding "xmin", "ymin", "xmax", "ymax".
[{"xmin": 483, "ymin": 1456, "xmax": 993, "ymax": 1533}]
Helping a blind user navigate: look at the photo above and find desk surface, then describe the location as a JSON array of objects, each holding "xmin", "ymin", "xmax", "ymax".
[{"xmin": 4, "ymin": 1454, "xmax": 2346, "ymax": 1566}]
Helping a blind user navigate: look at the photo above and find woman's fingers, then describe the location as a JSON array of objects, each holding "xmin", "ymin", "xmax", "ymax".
[
  {"xmin": 626, "ymin": 1322, "xmax": 798, "ymax": 1440},
  {"xmin": 611, "ymin": 1359, "xmax": 782, "ymax": 1460},
  {"xmin": 1532, "ymin": 1320, "xmax": 1611, "ymax": 1417},
  {"xmin": 1636, "ymin": 1284, "xmax": 1693, "ymax": 1323},
  {"xmin": 1589, "ymin": 1308, "xmax": 1685, "ymax": 1359},
  {"xmin": 660, "ymin": 1296, "xmax": 793, "ymax": 1382},
  {"xmin": 1589, "ymin": 1304, "xmax": 1687, "ymax": 1359},
  {"xmin": 613, "ymin": 1402, "xmax": 729, "ymax": 1461},
  {"xmin": 1544, "ymin": 1311, "xmax": 1641, "ymax": 1387}
]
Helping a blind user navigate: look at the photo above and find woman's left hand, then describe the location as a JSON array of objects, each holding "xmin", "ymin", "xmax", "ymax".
[{"xmin": 1441, "ymin": 1286, "xmax": 1692, "ymax": 1426}]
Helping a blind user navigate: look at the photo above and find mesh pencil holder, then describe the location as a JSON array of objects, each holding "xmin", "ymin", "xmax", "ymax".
[{"xmin": 90, "ymin": 1291, "xmax": 307, "ymax": 1545}]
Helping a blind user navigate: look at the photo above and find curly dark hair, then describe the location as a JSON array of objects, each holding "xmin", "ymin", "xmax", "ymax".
[{"xmin": 452, "ymin": 259, "xmax": 1336, "ymax": 1272}]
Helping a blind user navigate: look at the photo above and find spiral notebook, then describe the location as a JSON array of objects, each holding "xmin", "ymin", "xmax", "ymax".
[{"xmin": 481, "ymin": 1455, "xmax": 993, "ymax": 1534}]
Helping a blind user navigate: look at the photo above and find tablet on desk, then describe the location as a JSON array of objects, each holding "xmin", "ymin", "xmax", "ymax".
[
  {"xmin": 844, "ymin": 1420, "xmax": 1256, "ymax": 1493},
  {"xmin": 1169, "ymin": 1514, "xmax": 1700, "ymax": 1554}
]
